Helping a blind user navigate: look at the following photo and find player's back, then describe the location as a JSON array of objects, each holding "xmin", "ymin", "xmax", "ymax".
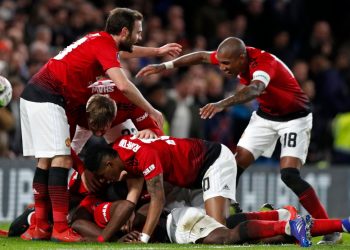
[{"xmin": 114, "ymin": 136, "xmax": 221, "ymax": 188}]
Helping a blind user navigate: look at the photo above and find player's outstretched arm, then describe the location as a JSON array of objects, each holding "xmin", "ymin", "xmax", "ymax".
[
  {"xmin": 136, "ymin": 51, "xmax": 212, "ymax": 78},
  {"xmin": 107, "ymin": 67, "xmax": 164, "ymax": 128},
  {"xmin": 141, "ymin": 174, "xmax": 166, "ymax": 243},
  {"xmin": 199, "ymin": 80, "xmax": 266, "ymax": 119},
  {"xmin": 120, "ymin": 43, "xmax": 182, "ymax": 59}
]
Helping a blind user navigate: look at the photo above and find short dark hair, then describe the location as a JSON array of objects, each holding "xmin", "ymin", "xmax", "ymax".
[
  {"xmin": 105, "ymin": 8, "xmax": 143, "ymax": 35},
  {"xmin": 84, "ymin": 144, "xmax": 119, "ymax": 172}
]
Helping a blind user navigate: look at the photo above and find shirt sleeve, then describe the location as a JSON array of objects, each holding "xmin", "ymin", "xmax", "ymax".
[
  {"xmin": 137, "ymin": 148, "xmax": 163, "ymax": 180},
  {"xmin": 209, "ymin": 51, "xmax": 219, "ymax": 65},
  {"xmin": 131, "ymin": 108, "xmax": 164, "ymax": 136},
  {"xmin": 94, "ymin": 37, "xmax": 121, "ymax": 72},
  {"xmin": 251, "ymin": 53, "xmax": 276, "ymax": 86}
]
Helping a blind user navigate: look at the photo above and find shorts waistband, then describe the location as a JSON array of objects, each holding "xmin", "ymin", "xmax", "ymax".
[{"xmin": 257, "ymin": 108, "xmax": 311, "ymax": 121}]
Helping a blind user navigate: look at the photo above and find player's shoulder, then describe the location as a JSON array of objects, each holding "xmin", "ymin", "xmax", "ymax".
[
  {"xmin": 85, "ymin": 31, "xmax": 115, "ymax": 47},
  {"xmin": 247, "ymin": 47, "xmax": 273, "ymax": 59}
]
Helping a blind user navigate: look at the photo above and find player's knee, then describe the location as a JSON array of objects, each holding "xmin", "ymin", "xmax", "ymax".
[
  {"xmin": 280, "ymin": 168, "xmax": 300, "ymax": 187},
  {"xmin": 280, "ymin": 168, "xmax": 310, "ymax": 195},
  {"xmin": 52, "ymin": 155, "xmax": 73, "ymax": 168},
  {"xmin": 237, "ymin": 220, "xmax": 251, "ymax": 242},
  {"xmin": 236, "ymin": 147, "xmax": 254, "ymax": 168}
]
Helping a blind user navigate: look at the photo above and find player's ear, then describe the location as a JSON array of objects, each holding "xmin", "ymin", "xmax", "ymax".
[
  {"xmin": 106, "ymin": 160, "xmax": 113, "ymax": 168},
  {"xmin": 120, "ymin": 27, "xmax": 129, "ymax": 38}
]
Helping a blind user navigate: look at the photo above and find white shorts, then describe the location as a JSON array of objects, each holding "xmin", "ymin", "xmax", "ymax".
[
  {"xmin": 166, "ymin": 207, "xmax": 225, "ymax": 244},
  {"xmin": 237, "ymin": 112, "xmax": 312, "ymax": 164},
  {"xmin": 202, "ymin": 144, "xmax": 237, "ymax": 202},
  {"xmin": 165, "ymin": 186, "xmax": 204, "ymax": 212},
  {"xmin": 20, "ymin": 98, "xmax": 70, "ymax": 158},
  {"xmin": 71, "ymin": 119, "xmax": 138, "ymax": 153}
]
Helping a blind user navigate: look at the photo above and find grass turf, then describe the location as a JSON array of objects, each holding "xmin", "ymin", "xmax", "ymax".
[{"xmin": 1, "ymin": 223, "xmax": 349, "ymax": 249}]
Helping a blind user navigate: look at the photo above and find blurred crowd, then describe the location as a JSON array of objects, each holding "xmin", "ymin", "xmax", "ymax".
[{"xmin": 1, "ymin": 0, "xmax": 350, "ymax": 166}]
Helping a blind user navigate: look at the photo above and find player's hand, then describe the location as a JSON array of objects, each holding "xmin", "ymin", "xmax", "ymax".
[
  {"xmin": 118, "ymin": 230, "xmax": 141, "ymax": 243},
  {"xmin": 81, "ymin": 169, "xmax": 103, "ymax": 193},
  {"xmin": 121, "ymin": 211, "xmax": 135, "ymax": 233},
  {"xmin": 148, "ymin": 108, "xmax": 164, "ymax": 129},
  {"xmin": 157, "ymin": 43, "xmax": 182, "ymax": 57},
  {"xmin": 199, "ymin": 102, "xmax": 224, "ymax": 119},
  {"xmin": 136, "ymin": 64, "xmax": 165, "ymax": 78},
  {"xmin": 135, "ymin": 129, "xmax": 158, "ymax": 139}
]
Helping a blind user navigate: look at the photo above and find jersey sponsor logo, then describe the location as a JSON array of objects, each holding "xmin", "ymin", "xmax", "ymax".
[
  {"xmin": 143, "ymin": 164, "xmax": 155, "ymax": 176},
  {"xmin": 118, "ymin": 139, "xmax": 141, "ymax": 152},
  {"xmin": 88, "ymin": 79, "xmax": 116, "ymax": 94},
  {"xmin": 102, "ymin": 203, "xmax": 109, "ymax": 222},
  {"xmin": 136, "ymin": 112, "xmax": 149, "ymax": 122}
]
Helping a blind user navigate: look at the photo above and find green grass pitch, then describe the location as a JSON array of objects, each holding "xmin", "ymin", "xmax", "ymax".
[{"xmin": 1, "ymin": 223, "xmax": 350, "ymax": 250}]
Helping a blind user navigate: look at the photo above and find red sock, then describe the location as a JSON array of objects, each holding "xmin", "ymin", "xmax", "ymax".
[
  {"xmin": 239, "ymin": 220, "xmax": 287, "ymax": 241},
  {"xmin": 299, "ymin": 188, "xmax": 328, "ymax": 219},
  {"xmin": 311, "ymin": 219, "xmax": 343, "ymax": 236},
  {"xmin": 33, "ymin": 168, "xmax": 50, "ymax": 230},
  {"xmin": 245, "ymin": 211, "xmax": 279, "ymax": 221},
  {"xmin": 48, "ymin": 167, "xmax": 69, "ymax": 233}
]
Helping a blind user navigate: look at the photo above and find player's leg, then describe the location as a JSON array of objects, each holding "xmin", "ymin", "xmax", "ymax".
[
  {"xmin": 202, "ymin": 145, "xmax": 237, "ymax": 225},
  {"xmin": 310, "ymin": 218, "xmax": 346, "ymax": 236},
  {"xmin": 278, "ymin": 114, "xmax": 340, "ymax": 244},
  {"xmin": 204, "ymin": 219, "xmax": 293, "ymax": 244},
  {"xmin": 236, "ymin": 112, "xmax": 279, "ymax": 186},
  {"xmin": 22, "ymin": 100, "xmax": 81, "ymax": 241},
  {"xmin": 205, "ymin": 197, "xmax": 230, "ymax": 225},
  {"xmin": 167, "ymin": 207, "xmax": 225, "ymax": 244},
  {"xmin": 9, "ymin": 205, "xmax": 35, "ymax": 237},
  {"xmin": 226, "ymin": 205, "xmax": 298, "ymax": 229},
  {"xmin": 20, "ymin": 99, "xmax": 52, "ymax": 240},
  {"xmin": 278, "ymin": 114, "xmax": 329, "ymax": 219}
]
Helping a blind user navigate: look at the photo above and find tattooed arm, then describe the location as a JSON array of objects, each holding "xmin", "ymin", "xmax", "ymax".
[
  {"xmin": 141, "ymin": 174, "xmax": 166, "ymax": 241},
  {"xmin": 199, "ymin": 80, "xmax": 266, "ymax": 119}
]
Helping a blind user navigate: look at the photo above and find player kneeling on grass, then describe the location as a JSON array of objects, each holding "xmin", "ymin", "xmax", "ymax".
[{"xmin": 83, "ymin": 135, "xmax": 238, "ymax": 243}]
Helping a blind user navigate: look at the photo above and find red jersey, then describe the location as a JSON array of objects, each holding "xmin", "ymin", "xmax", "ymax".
[
  {"xmin": 67, "ymin": 79, "xmax": 163, "ymax": 137},
  {"xmin": 27, "ymin": 31, "xmax": 121, "ymax": 110},
  {"xmin": 113, "ymin": 135, "xmax": 221, "ymax": 188},
  {"xmin": 210, "ymin": 47, "xmax": 310, "ymax": 118}
]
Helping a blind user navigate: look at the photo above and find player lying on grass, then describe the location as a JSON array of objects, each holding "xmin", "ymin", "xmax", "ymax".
[
  {"xmin": 83, "ymin": 134, "xmax": 238, "ymax": 243},
  {"xmin": 9, "ymin": 189, "xmax": 350, "ymax": 247},
  {"xmin": 123, "ymin": 206, "xmax": 350, "ymax": 247}
]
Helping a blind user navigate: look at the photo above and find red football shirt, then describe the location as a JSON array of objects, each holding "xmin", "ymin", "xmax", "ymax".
[
  {"xmin": 67, "ymin": 79, "xmax": 163, "ymax": 137},
  {"xmin": 113, "ymin": 135, "xmax": 221, "ymax": 188},
  {"xmin": 210, "ymin": 47, "xmax": 310, "ymax": 116},
  {"xmin": 30, "ymin": 31, "xmax": 121, "ymax": 110}
]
